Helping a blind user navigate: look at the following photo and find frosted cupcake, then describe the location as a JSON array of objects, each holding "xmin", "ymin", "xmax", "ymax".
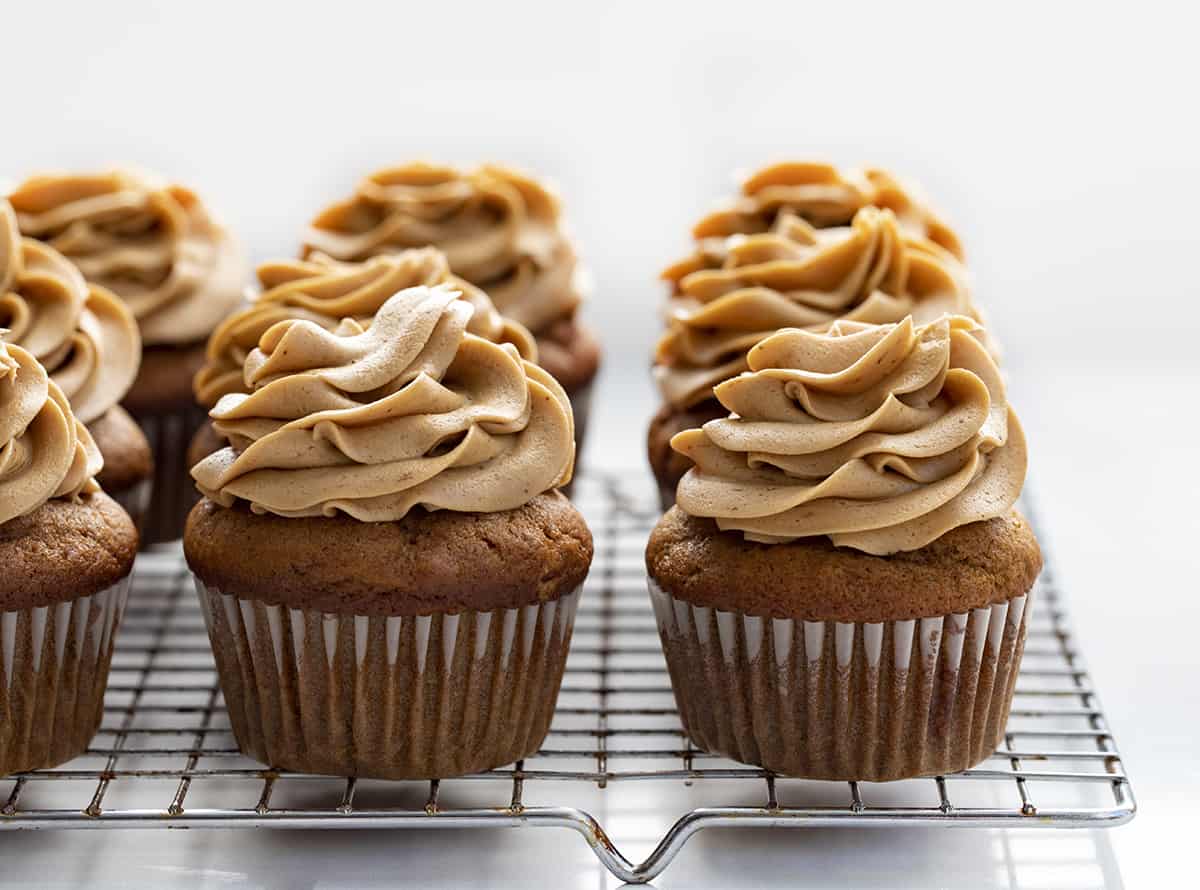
[
  {"xmin": 303, "ymin": 162, "xmax": 600, "ymax": 455},
  {"xmin": 0, "ymin": 340, "xmax": 136, "ymax": 776},
  {"xmin": 1, "ymin": 200, "xmax": 151, "ymax": 531},
  {"xmin": 646, "ymin": 315, "xmax": 1040, "ymax": 781},
  {"xmin": 185, "ymin": 284, "xmax": 591, "ymax": 778},
  {"xmin": 8, "ymin": 170, "xmax": 247, "ymax": 544},
  {"xmin": 650, "ymin": 161, "xmax": 979, "ymax": 507}
]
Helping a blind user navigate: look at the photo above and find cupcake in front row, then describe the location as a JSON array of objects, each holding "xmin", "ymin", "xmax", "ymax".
[
  {"xmin": 0, "ymin": 200, "xmax": 152, "ymax": 531},
  {"xmin": 8, "ymin": 170, "xmax": 247, "ymax": 545},
  {"xmin": 649, "ymin": 161, "xmax": 980, "ymax": 508},
  {"xmin": 185, "ymin": 284, "xmax": 592, "ymax": 779},
  {"xmin": 186, "ymin": 247, "xmax": 536, "ymax": 468},
  {"xmin": 646, "ymin": 315, "xmax": 1040, "ymax": 781},
  {"xmin": 0, "ymin": 341, "xmax": 137, "ymax": 777},
  {"xmin": 302, "ymin": 162, "xmax": 601, "ymax": 456}
]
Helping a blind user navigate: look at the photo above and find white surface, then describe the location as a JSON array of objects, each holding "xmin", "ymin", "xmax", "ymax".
[{"xmin": 2, "ymin": 0, "xmax": 1197, "ymax": 886}]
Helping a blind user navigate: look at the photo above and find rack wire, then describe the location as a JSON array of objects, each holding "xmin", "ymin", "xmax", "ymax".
[{"xmin": 0, "ymin": 472, "xmax": 1135, "ymax": 884}]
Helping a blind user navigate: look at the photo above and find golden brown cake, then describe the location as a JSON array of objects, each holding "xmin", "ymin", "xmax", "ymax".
[
  {"xmin": 0, "ymin": 340, "xmax": 136, "ymax": 777},
  {"xmin": 646, "ymin": 315, "xmax": 1040, "ymax": 781},
  {"xmin": 649, "ymin": 161, "xmax": 980, "ymax": 506},
  {"xmin": 184, "ymin": 282, "xmax": 592, "ymax": 779},
  {"xmin": 8, "ymin": 170, "xmax": 247, "ymax": 544}
]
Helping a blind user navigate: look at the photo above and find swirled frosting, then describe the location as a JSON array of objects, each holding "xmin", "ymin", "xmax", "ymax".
[
  {"xmin": 657, "ymin": 162, "xmax": 976, "ymax": 409},
  {"xmin": 0, "ymin": 201, "xmax": 140, "ymax": 424},
  {"xmin": 193, "ymin": 248, "xmax": 536, "ymax": 407},
  {"xmin": 302, "ymin": 162, "xmax": 583, "ymax": 334},
  {"xmin": 672, "ymin": 315, "xmax": 1026, "ymax": 555},
  {"xmin": 8, "ymin": 170, "xmax": 246, "ymax": 346},
  {"xmin": 192, "ymin": 284, "xmax": 575, "ymax": 520},
  {"xmin": 0, "ymin": 340, "xmax": 102, "ymax": 526}
]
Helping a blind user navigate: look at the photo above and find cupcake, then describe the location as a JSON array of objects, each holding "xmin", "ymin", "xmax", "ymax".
[
  {"xmin": 650, "ymin": 161, "xmax": 979, "ymax": 508},
  {"xmin": 186, "ymin": 247, "xmax": 536, "ymax": 467},
  {"xmin": 8, "ymin": 170, "xmax": 247, "ymax": 545},
  {"xmin": 0, "ymin": 340, "xmax": 137, "ymax": 776},
  {"xmin": 302, "ymin": 162, "xmax": 601, "ymax": 456},
  {"xmin": 184, "ymin": 283, "xmax": 592, "ymax": 778},
  {"xmin": 0, "ymin": 200, "xmax": 151, "ymax": 532},
  {"xmin": 646, "ymin": 315, "xmax": 1040, "ymax": 781}
]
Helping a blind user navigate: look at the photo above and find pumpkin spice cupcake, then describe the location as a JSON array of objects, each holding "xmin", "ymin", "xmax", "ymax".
[
  {"xmin": 0, "ymin": 340, "xmax": 137, "ymax": 776},
  {"xmin": 302, "ymin": 162, "xmax": 600, "ymax": 456},
  {"xmin": 650, "ymin": 161, "xmax": 980, "ymax": 508},
  {"xmin": 185, "ymin": 283, "xmax": 591, "ymax": 778},
  {"xmin": 646, "ymin": 315, "xmax": 1040, "ymax": 781},
  {"xmin": 0, "ymin": 200, "xmax": 151, "ymax": 531},
  {"xmin": 8, "ymin": 170, "xmax": 247, "ymax": 544}
]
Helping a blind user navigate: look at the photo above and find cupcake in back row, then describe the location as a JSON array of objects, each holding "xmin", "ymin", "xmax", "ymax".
[
  {"xmin": 0, "ymin": 201, "xmax": 151, "ymax": 530},
  {"xmin": 8, "ymin": 170, "xmax": 247, "ymax": 545},
  {"xmin": 0, "ymin": 340, "xmax": 136, "ymax": 776},
  {"xmin": 649, "ymin": 161, "xmax": 981, "ymax": 508},
  {"xmin": 646, "ymin": 314, "xmax": 1040, "ymax": 781},
  {"xmin": 302, "ymin": 162, "xmax": 601, "ymax": 455},
  {"xmin": 185, "ymin": 283, "xmax": 592, "ymax": 778}
]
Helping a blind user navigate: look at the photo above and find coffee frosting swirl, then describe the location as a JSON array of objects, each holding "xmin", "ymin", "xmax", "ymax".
[
  {"xmin": 8, "ymin": 170, "xmax": 246, "ymax": 346},
  {"xmin": 672, "ymin": 315, "xmax": 1026, "ymax": 555},
  {"xmin": 302, "ymin": 162, "xmax": 583, "ymax": 335},
  {"xmin": 193, "ymin": 284, "xmax": 574, "ymax": 520},
  {"xmin": 0, "ymin": 340, "xmax": 102, "ymax": 526},
  {"xmin": 1, "ymin": 201, "xmax": 140, "ymax": 424},
  {"xmin": 657, "ymin": 162, "xmax": 975, "ymax": 409},
  {"xmin": 193, "ymin": 248, "xmax": 536, "ymax": 408}
]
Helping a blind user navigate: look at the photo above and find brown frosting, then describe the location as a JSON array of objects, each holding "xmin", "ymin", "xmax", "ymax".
[
  {"xmin": 672, "ymin": 315, "xmax": 1026, "ymax": 555},
  {"xmin": 302, "ymin": 162, "xmax": 583, "ymax": 335},
  {"xmin": 194, "ymin": 248, "xmax": 535, "ymax": 408},
  {"xmin": 0, "ymin": 200, "xmax": 140, "ymax": 424},
  {"xmin": 0, "ymin": 340, "xmax": 102, "ymax": 526},
  {"xmin": 657, "ymin": 162, "xmax": 977, "ymax": 409},
  {"xmin": 8, "ymin": 170, "xmax": 246, "ymax": 346},
  {"xmin": 193, "ymin": 284, "xmax": 575, "ymax": 520}
]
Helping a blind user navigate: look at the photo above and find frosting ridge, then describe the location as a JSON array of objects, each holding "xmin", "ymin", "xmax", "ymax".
[{"xmin": 672, "ymin": 315, "xmax": 1026, "ymax": 555}]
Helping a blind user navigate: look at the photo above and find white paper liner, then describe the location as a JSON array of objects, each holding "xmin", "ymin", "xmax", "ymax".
[
  {"xmin": 648, "ymin": 580, "xmax": 1033, "ymax": 781},
  {"xmin": 195, "ymin": 582, "xmax": 582, "ymax": 779},
  {"xmin": 0, "ymin": 576, "xmax": 132, "ymax": 776}
]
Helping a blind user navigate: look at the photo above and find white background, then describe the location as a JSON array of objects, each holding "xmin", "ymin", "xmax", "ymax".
[{"xmin": 2, "ymin": 1, "xmax": 1197, "ymax": 887}]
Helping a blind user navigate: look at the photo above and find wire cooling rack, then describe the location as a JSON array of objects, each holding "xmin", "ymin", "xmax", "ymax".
[{"xmin": 0, "ymin": 472, "xmax": 1134, "ymax": 884}]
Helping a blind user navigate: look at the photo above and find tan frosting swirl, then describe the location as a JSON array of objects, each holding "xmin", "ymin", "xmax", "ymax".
[
  {"xmin": 0, "ymin": 340, "xmax": 102, "ymax": 526},
  {"xmin": 193, "ymin": 248, "xmax": 536, "ymax": 408},
  {"xmin": 672, "ymin": 315, "xmax": 1026, "ymax": 555},
  {"xmin": 8, "ymin": 170, "xmax": 246, "ymax": 346},
  {"xmin": 193, "ymin": 284, "xmax": 575, "ymax": 520},
  {"xmin": 0, "ymin": 201, "xmax": 140, "ymax": 424},
  {"xmin": 657, "ymin": 162, "xmax": 976, "ymax": 409},
  {"xmin": 302, "ymin": 162, "xmax": 583, "ymax": 334}
]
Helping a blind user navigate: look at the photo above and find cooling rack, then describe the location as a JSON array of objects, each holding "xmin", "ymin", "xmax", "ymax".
[{"xmin": 0, "ymin": 472, "xmax": 1135, "ymax": 885}]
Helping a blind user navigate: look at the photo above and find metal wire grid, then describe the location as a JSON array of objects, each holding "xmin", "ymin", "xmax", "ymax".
[{"xmin": 0, "ymin": 473, "xmax": 1135, "ymax": 884}]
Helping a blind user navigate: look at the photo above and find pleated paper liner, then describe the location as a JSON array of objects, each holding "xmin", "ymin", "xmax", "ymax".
[
  {"xmin": 648, "ymin": 580, "xmax": 1033, "ymax": 781},
  {"xmin": 130, "ymin": 402, "xmax": 209, "ymax": 547},
  {"xmin": 195, "ymin": 582, "xmax": 582, "ymax": 779},
  {"xmin": 0, "ymin": 577, "xmax": 131, "ymax": 776}
]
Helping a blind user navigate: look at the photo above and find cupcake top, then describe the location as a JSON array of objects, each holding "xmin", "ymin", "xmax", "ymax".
[
  {"xmin": 657, "ymin": 161, "xmax": 975, "ymax": 409},
  {"xmin": 302, "ymin": 162, "xmax": 583, "ymax": 335},
  {"xmin": 192, "ymin": 283, "xmax": 575, "ymax": 520},
  {"xmin": 0, "ymin": 339, "xmax": 102, "ymax": 526},
  {"xmin": 0, "ymin": 201, "xmax": 140, "ymax": 424},
  {"xmin": 7, "ymin": 169, "xmax": 246, "ymax": 346},
  {"xmin": 193, "ymin": 248, "xmax": 536, "ymax": 408},
  {"xmin": 671, "ymin": 315, "xmax": 1026, "ymax": 555}
]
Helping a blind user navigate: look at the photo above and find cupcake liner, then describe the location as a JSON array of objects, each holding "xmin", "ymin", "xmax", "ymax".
[
  {"xmin": 131, "ymin": 402, "xmax": 209, "ymax": 547},
  {"xmin": 195, "ymin": 581, "xmax": 582, "ymax": 779},
  {"xmin": 648, "ymin": 580, "xmax": 1033, "ymax": 781},
  {"xmin": 0, "ymin": 577, "xmax": 131, "ymax": 776},
  {"xmin": 107, "ymin": 478, "xmax": 152, "ymax": 539}
]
